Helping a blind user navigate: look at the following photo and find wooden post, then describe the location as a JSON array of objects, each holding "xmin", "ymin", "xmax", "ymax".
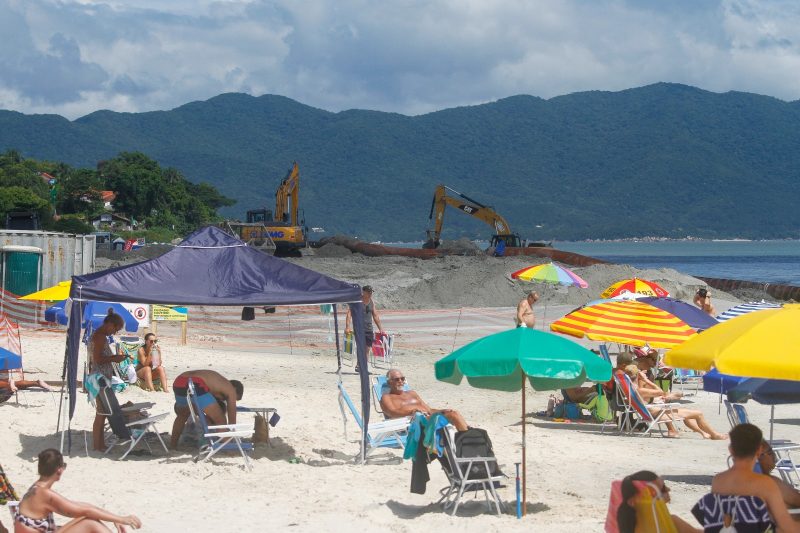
[{"xmin": 180, "ymin": 321, "xmax": 187, "ymax": 346}]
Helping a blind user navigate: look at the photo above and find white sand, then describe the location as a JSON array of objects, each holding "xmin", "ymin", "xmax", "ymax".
[{"xmin": 2, "ymin": 300, "xmax": 797, "ymax": 532}]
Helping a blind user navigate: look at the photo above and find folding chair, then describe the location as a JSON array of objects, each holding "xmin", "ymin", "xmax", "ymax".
[
  {"xmin": 673, "ymin": 368, "xmax": 703, "ymax": 395},
  {"xmin": 617, "ymin": 373, "xmax": 684, "ymax": 437},
  {"xmin": 370, "ymin": 332, "xmax": 395, "ymax": 369},
  {"xmin": 186, "ymin": 379, "xmax": 254, "ymax": 471},
  {"xmin": 337, "ymin": 381, "xmax": 409, "ymax": 461},
  {"xmin": 611, "ymin": 374, "xmax": 637, "ymax": 434},
  {"xmin": 95, "ymin": 377, "xmax": 169, "ymax": 460},
  {"xmin": 437, "ymin": 426, "xmax": 506, "ymax": 516}
]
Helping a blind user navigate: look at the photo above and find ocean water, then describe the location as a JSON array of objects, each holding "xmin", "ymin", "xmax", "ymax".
[{"xmin": 383, "ymin": 240, "xmax": 800, "ymax": 285}]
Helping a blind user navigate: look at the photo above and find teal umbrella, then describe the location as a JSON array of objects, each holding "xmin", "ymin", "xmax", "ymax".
[{"xmin": 435, "ymin": 328, "xmax": 611, "ymax": 516}]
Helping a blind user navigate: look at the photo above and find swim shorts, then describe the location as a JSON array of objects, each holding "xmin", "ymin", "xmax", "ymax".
[{"xmin": 173, "ymin": 376, "xmax": 216, "ymax": 410}]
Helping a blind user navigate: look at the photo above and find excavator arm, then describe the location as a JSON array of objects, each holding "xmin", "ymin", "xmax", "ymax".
[
  {"xmin": 275, "ymin": 162, "xmax": 300, "ymax": 226},
  {"xmin": 424, "ymin": 184, "xmax": 513, "ymax": 248}
]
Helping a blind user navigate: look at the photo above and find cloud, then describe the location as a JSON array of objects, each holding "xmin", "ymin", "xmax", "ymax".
[{"xmin": 1, "ymin": 0, "xmax": 800, "ymax": 119}]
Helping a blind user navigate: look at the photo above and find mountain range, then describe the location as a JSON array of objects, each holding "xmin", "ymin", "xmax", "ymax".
[{"xmin": 1, "ymin": 82, "xmax": 799, "ymax": 241}]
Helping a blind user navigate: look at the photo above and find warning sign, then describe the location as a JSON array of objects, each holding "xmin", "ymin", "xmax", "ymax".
[{"xmin": 152, "ymin": 305, "xmax": 188, "ymax": 322}]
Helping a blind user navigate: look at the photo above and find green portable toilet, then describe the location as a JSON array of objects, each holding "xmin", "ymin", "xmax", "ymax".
[{"xmin": 1, "ymin": 245, "xmax": 43, "ymax": 297}]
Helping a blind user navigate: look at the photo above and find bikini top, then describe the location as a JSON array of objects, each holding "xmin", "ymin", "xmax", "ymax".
[{"xmin": 14, "ymin": 485, "xmax": 56, "ymax": 533}]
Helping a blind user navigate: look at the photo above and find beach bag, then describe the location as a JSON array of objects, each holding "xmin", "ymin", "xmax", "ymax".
[
  {"xmin": 343, "ymin": 331, "xmax": 355, "ymax": 354},
  {"xmin": 454, "ymin": 428, "xmax": 502, "ymax": 479},
  {"xmin": 564, "ymin": 403, "xmax": 582, "ymax": 420}
]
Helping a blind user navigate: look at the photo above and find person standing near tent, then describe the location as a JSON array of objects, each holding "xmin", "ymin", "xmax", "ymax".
[
  {"xmin": 89, "ymin": 310, "xmax": 126, "ymax": 452},
  {"xmin": 344, "ymin": 285, "xmax": 384, "ymax": 370},
  {"xmin": 515, "ymin": 291, "xmax": 539, "ymax": 328}
]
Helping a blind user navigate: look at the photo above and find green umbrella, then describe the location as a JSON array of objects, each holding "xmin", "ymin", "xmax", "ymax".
[{"xmin": 435, "ymin": 327, "xmax": 611, "ymax": 516}]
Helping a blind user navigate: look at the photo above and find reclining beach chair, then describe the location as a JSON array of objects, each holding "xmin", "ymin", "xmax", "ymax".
[
  {"xmin": 95, "ymin": 377, "xmax": 169, "ymax": 460},
  {"xmin": 186, "ymin": 379, "xmax": 254, "ymax": 471},
  {"xmin": 617, "ymin": 373, "xmax": 684, "ymax": 437},
  {"xmin": 370, "ymin": 332, "xmax": 395, "ymax": 369},
  {"xmin": 437, "ymin": 426, "xmax": 506, "ymax": 516},
  {"xmin": 611, "ymin": 373, "xmax": 638, "ymax": 434},
  {"xmin": 606, "ymin": 479, "xmax": 676, "ymax": 533},
  {"xmin": 337, "ymin": 381, "xmax": 409, "ymax": 461}
]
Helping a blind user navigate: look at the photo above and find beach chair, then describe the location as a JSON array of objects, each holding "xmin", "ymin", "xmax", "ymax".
[
  {"xmin": 186, "ymin": 379, "xmax": 254, "ymax": 471},
  {"xmin": 95, "ymin": 377, "xmax": 169, "ymax": 460},
  {"xmin": 617, "ymin": 373, "xmax": 684, "ymax": 437},
  {"xmin": 337, "ymin": 381, "xmax": 409, "ymax": 461},
  {"xmin": 606, "ymin": 480, "xmax": 677, "ymax": 533},
  {"xmin": 673, "ymin": 368, "xmax": 703, "ymax": 395},
  {"xmin": 437, "ymin": 425, "xmax": 506, "ymax": 516},
  {"xmin": 611, "ymin": 373, "xmax": 638, "ymax": 434},
  {"xmin": 370, "ymin": 332, "xmax": 395, "ymax": 369}
]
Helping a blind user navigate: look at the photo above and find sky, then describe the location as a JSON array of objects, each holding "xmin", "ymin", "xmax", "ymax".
[{"xmin": 2, "ymin": 0, "xmax": 800, "ymax": 120}]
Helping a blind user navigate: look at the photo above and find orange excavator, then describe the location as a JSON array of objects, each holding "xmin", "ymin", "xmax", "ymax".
[{"xmin": 423, "ymin": 184, "xmax": 549, "ymax": 251}]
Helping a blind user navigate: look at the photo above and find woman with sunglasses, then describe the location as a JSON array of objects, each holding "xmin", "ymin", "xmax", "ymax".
[
  {"xmin": 135, "ymin": 333, "xmax": 169, "ymax": 393},
  {"xmin": 13, "ymin": 448, "xmax": 141, "ymax": 532}
]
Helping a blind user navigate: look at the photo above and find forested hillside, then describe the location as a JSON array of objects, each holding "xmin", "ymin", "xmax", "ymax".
[{"xmin": 1, "ymin": 83, "xmax": 799, "ymax": 241}]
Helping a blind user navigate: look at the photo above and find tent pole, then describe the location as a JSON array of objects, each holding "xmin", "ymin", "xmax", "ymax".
[
  {"xmin": 333, "ymin": 305, "xmax": 341, "ymax": 374},
  {"xmin": 521, "ymin": 371, "xmax": 527, "ymax": 517},
  {"xmin": 771, "ymin": 406, "xmax": 775, "ymax": 442}
]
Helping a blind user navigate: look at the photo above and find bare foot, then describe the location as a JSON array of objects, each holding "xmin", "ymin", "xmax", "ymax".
[
  {"xmin": 666, "ymin": 431, "xmax": 680, "ymax": 438},
  {"xmin": 37, "ymin": 379, "xmax": 53, "ymax": 391},
  {"xmin": 710, "ymin": 433, "xmax": 728, "ymax": 440}
]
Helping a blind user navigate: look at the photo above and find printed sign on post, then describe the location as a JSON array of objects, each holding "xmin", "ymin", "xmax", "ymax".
[{"xmin": 152, "ymin": 305, "xmax": 188, "ymax": 322}]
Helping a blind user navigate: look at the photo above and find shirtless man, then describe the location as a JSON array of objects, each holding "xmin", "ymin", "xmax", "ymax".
[
  {"xmin": 380, "ymin": 368, "xmax": 469, "ymax": 431},
  {"xmin": 170, "ymin": 369, "xmax": 244, "ymax": 449},
  {"xmin": 693, "ymin": 288, "xmax": 717, "ymax": 316},
  {"xmin": 515, "ymin": 291, "xmax": 539, "ymax": 328}
]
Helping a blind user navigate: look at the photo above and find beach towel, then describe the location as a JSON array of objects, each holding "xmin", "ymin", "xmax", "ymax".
[
  {"xmin": 85, "ymin": 373, "xmax": 104, "ymax": 405},
  {"xmin": 691, "ymin": 493, "xmax": 774, "ymax": 533},
  {"xmin": 0, "ymin": 463, "xmax": 18, "ymax": 505}
]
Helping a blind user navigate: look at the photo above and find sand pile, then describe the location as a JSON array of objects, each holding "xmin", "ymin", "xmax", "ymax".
[
  {"xmin": 436, "ymin": 238, "xmax": 482, "ymax": 255},
  {"xmin": 313, "ymin": 243, "xmax": 353, "ymax": 258}
]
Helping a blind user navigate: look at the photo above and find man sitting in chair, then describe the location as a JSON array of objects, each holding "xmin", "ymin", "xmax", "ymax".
[
  {"xmin": 380, "ymin": 368, "xmax": 469, "ymax": 431},
  {"xmin": 758, "ymin": 439, "xmax": 800, "ymax": 510},
  {"xmin": 170, "ymin": 369, "xmax": 244, "ymax": 449}
]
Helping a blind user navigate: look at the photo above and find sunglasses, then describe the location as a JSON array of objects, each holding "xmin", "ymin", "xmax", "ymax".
[
  {"xmin": 149, "ymin": 339, "xmax": 158, "ymax": 344},
  {"xmin": 390, "ymin": 377, "xmax": 406, "ymax": 382}
]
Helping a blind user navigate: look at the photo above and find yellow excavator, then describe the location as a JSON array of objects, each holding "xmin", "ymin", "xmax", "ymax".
[
  {"xmin": 223, "ymin": 162, "xmax": 307, "ymax": 256},
  {"xmin": 423, "ymin": 184, "xmax": 548, "ymax": 251}
]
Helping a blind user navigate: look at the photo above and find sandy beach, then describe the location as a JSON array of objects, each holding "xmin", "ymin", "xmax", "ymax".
[{"xmin": 1, "ymin": 257, "xmax": 791, "ymax": 532}]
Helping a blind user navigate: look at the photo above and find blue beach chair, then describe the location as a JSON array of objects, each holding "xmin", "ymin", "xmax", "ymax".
[
  {"xmin": 337, "ymin": 381, "xmax": 409, "ymax": 461},
  {"xmin": 187, "ymin": 379, "xmax": 254, "ymax": 471}
]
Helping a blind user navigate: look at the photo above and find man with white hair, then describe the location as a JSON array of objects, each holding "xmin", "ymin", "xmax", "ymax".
[{"xmin": 380, "ymin": 368, "xmax": 469, "ymax": 431}]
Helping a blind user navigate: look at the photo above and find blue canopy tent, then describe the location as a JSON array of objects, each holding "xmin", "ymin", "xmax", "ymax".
[
  {"xmin": 59, "ymin": 227, "xmax": 369, "ymax": 455},
  {"xmin": 728, "ymin": 378, "xmax": 800, "ymax": 441}
]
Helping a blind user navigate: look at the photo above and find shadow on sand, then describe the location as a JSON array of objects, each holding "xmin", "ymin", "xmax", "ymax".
[{"xmin": 385, "ymin": 498, "xmax": 548, "ymax": 518}]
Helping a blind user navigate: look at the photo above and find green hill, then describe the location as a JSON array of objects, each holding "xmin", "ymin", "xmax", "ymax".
[{"xmin": 2, "ymin": 83, "xmax": 799, "ymax": 241}]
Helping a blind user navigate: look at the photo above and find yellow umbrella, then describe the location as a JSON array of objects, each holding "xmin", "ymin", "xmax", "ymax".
[
  {"xmin": 19, "ymin": 280, "xmax": 71, "ymax": 301},
  {"xmin": 664, "ymin": 304, "xmax": 800, "ymax": 380}
]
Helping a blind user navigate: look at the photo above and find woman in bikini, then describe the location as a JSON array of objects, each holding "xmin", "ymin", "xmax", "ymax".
[
  {"xmin": 135, "ymin": 333, "xmax": 169, "ymax": 392},
  {"xmin": 13, "ymin": 448, "xmax": 140, "ymax": 532}
]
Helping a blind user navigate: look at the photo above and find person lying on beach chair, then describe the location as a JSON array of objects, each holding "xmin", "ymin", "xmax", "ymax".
[
  {"xmin": 380, "ymin": 368, "xmax": 469, "ymax": 431},
  {"xmin": 170, "ymin": 370, "xmax": 244, "ymax": 450},
  {"xmin": 758, "ymin": 439, "xmax": 800, "ymax": 510},
  {"xmin": 623, "ymin": 365, "xmax": 726, "ymax": 440}
]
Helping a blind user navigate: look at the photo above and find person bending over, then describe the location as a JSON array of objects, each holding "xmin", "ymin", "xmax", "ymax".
[
  {"xmin": 13, "ymin": 448, "xmax": 141, "ymax": 532},
  {"xmin": 758, "ymin": 439, "xmax": 800, "ymax": 510},
  {"xmin": 699, "ymin": 424, "xmax": 799, "ymax": 532},
  {"xmin": 380, "ymin": 368, "xmax": 468, "ymax": 431},
  {"xmin": 135, "ymin": 333, "xmax": 169, "ymax": 393},
  {"xmin": 623, "ymin": 365, "xmax": 726, "ymax": 440},
  {"xmin": 616, "ymin": 470, "xmax": 699, "ymax": 533},
  {"xmin": 170, "ymin": 369, "xmax": 244, "ymax": 449}
]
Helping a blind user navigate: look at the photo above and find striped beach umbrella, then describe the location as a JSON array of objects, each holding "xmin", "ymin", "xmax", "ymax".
[
  {"xmin": 716, "ymin": 301, "xmax": 781, "ymax": 322},
  {"xmin": 550, "ymin": 299, "xmax": 698, "ymax": 349},
  {"xmin": 600, "ymin": 278, "xmax": 669, "ymax": 299},
  {"xmin": 510, "ymin": 262, "xmax": 588, "ymax": 288}
]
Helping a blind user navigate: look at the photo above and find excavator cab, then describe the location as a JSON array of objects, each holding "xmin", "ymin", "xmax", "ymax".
[
  {"xmin": 490, "ymin": 234, "xmax": 523, "ymax": 248},
  {"xmin": 246, "ymin": 209, "xmax": 272, "ymax": 224}
]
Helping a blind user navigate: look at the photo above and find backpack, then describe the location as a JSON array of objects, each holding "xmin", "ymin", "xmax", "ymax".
[{"xmin": 454, "ymin": 428, "xmax": 503, "ymax": 479}]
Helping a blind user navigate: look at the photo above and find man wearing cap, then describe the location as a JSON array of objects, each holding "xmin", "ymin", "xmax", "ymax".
[{"xmin": 345, "ymin": 285, "xmax": 384, "ymax": 371}]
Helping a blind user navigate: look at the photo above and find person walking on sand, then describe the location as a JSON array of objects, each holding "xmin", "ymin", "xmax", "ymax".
[
  {"xmin": 13, "ymin": 448, "xmax": 141, "ymax": 532},
  {"xmin": 170, "ymin": 369, "xmax": 244, "ymax": 449},
  {"xmin": 345, "ymin": 285, "xmax": 384, "ymax": 371},
  {"xmin": 516, "ymin": 291, "xmax": 539, "ymax": 328}
]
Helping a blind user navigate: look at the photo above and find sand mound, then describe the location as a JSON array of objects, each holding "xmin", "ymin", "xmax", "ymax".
[
  {"xmin": 436, "ymin": 238, "xmax": 482, "ymax": 255},
  {"xmin": 313, "ymin": 243, "xmax": 353, "ymax": 258}
]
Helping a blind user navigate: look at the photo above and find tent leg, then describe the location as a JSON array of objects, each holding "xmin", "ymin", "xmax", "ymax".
[{"xmin": 770, "ymin": 406, "xmax": 775, "ymax": 442}]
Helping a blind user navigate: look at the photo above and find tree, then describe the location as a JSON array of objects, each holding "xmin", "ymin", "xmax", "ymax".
[{"xmin": 0, "ymin": 186, "xmax": 49, "ymax": 225}]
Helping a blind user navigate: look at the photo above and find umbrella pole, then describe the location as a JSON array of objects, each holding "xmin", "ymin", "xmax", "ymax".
[
  {"xmin": 771, "ymin": 406, "xmax": 775, "ymax": 442},
  {"xmin": 521, "ymin": 371, "xmax": 527, "ymax": 516}
]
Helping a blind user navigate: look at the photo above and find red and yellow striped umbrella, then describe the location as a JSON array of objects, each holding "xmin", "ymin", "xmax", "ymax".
[
  {"xmin": 550, "ymin": 300, "xmax": 697, "ymax": 349},
  {"xmin": 600, "ymin": 278, "xmax": 669, "ymax": 299}
]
